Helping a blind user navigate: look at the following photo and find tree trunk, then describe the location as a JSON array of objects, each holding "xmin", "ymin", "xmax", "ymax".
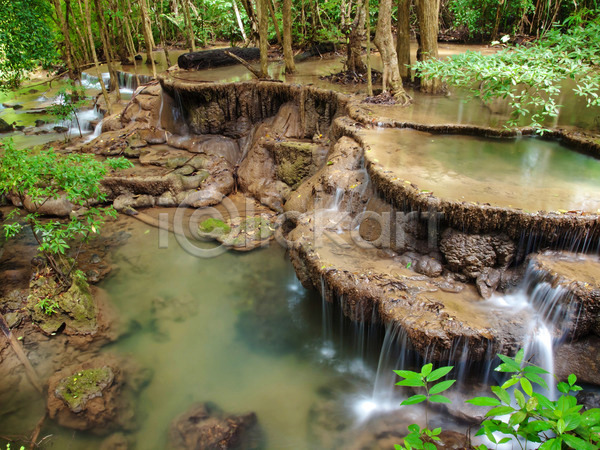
[
  {"xmin": 346, "ymin": 0, "xmax": 366, "ymax": 73},
  {"xmin": 282, "ymin": 0, "xmax": 295, "ymax": 73},
  {"xmin": 139, "ymin": 0, "xmax": 157, "ymax": 76},
  {"xmin": 82, "ymin": 0, "xmax": 112, "ymax": 114},
  {"xmin": 157, "ymin": 9, "xmax": 172, "ymax": 67},
  {"xmin": 365, "ymin": 0, "xmax": 372, "ymax": 96},
  {"xmin": 94, "ymin": 0, "xmax": 121, "ymax": 100},
  {"xmin": 257, "ymin": 0, "xmax": 269, "ymax": 77},
  {"xmin": 240, "ymin": 0, "xmax": 260, "ymax": 44},
  {"xmin": 396, "ymin": 0, "xmax": 411, "ymax": 81},
  {"xmin": 374, "ymin": 0, "xmax": 411, "ymax": 103},
  {"xmin": 415, "ymin": 0, "xmax": 443, "ymax": 93},
  {"xmin": 233, "ymin": 0, "xmax": 248, "ymax": 43},
  {"xmin": 52, "ymin": 0, "xmax": 76, "ymax": 79},
  {"xmin": 267, "ymin": 0, "xmax": 282, "ymax": 46},
  {"xmin": 182, "ymin": 0, "xmax": 196, "ymax": 51}
]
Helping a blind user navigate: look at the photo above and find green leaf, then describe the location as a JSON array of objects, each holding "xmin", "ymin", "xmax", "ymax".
[
  {"xmin": 429, "ymin": 380, "xmax": 455, "ymax": 395},
  {"xmin": 563, "ymin": 413, "xmax": 581, "ymax": 431},
  {"xmin": 520, "ymin": 378, "xmax": 533, "ymax": 396},
  {"xmin": 562, "ymin": 434, "xmax": 594, "ymax": 450},
  {"xmin": 486, "ymin": 406, "xmax": 516, "ymax": 417},
  {"xmin": 568, "ymin": 374, "xmax": 577, "ymax": 386},
  {"xmin": 501, "ymin": 377, "xmax": 519, "ymax": 390},
  {"xmin": 429, "ymin": 395, "xmax": 452, "ymax": 404},
  {"xmin": 401, "ymin": 395, "xmax": 427, "ymax": 406},
  {"xmin": 426, "ymin": 366, "xmax": 454, "ymax": 382},
  {"xmin": 491, "ymin": 386, "xmax": 511, "ymax": 405},
  {"xmin": 509, "ymin": 410, "xmax": 527, "ymax": 427},
  {"xmin": 394, "ymin": 370, "xmax": 421, "ymax": 379},
  {"xmin": 525, "ymin": 372, "xmax": 549, "ymax": 390},
  {"xmin": 514, "ymin": 389, "xmax": 526, "ymax": 409},
  {"xmin": 421, "ymin": 363, "xmax": 433, "ymax": 377},
  {"xmin": 467, "ymin": 397, "xmax": 501, "ymax": 406},
  {"xmin": 397, "ymin": 378, "xmax": 427, "ymax": 387}
]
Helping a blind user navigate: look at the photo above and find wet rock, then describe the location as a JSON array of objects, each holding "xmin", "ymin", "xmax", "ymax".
[
  {"xmin": 23, "ymin": 194, "xmax": 74, "ymax": 217},
  {"xmin": 113, "ymin": 194, "xmax": 156, "ymax": 211},
  {"xmin": 54, "ymin": 126, "xmax": 69, "ymax": 133},
  {"xmin": 100, "ymin": 432, "xmax": 131, "ymax": 450},
  {"xmin": 167, "ymin": 402, "xmax": 261, "ymax": 450},
  {"xmin": 476, "ymin": 268, "xmax": 501, "ymax": 299},
  {"xmin": 54, "ymin": 366, "xmax": 115, "ymax": 413},
  {"xmin": 0, "ymin": 118, "xmax": 14, "ymax": 133},
  {"xmin": 414, "ymin": 256, "xmax": 443, "ymax": 278},
  {"xmin": 34, "ymin": 119, "xmax": 46, "ymax": 127},
  {"xmin": 284, "ymin": 135, "xmax": 370, "ymax": 214},
  {"xmin": 527, "ymin": 251, "xmax": 600, "ymax": 338},
  {"xmin": 28, "ymin": 270, "xmax": 97, "ymax": 335},
  {"xmin": 576, "ymin": 391, "xmax": 600, "ymax": 411},
  {"xmin": 47, "ymin": 355, "xmax": 151, "ymax": 435},
  {"xmin": 555, "ymin": 335, "xmax": 600, "ymax": 386},
  {"xmin": 440, "ymin": 229, "xmax": 515, "ymax": 279}
]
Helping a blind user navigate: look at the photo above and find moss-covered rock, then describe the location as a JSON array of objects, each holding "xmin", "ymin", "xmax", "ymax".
[
  {"xmin": 198, "ymin": 217, "xmax": 231, "ymax": 235},
  {"xmin": 55, "ymin": 367, "xmax": 115, "ymax": 413},
  {"xmin": 27, "ymin": 270, "xmax": 97, "ymax": 335}
]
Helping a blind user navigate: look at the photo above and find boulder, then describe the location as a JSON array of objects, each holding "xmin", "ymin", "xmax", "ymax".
[
  {"xmin": 0, "ymin": 118, "xmax": 14, "ymax": 133},
  {"xmin": 167, "ymin": 402, "xmax": 261, "ymax": 450},
  {"xmin": 440, "ymin": 229, "xmax": 515, "ymax": 279},
  {"xmin": 177, "ymin": 47, "xmax": 260, "ymax": 70},
  {"xmin": 47, "ymin": 355, "xmax": 151, "ymax": 435}
]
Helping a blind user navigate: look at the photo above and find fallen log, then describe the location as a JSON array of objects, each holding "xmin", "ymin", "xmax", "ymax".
[{"xmin": 178, "ymin": 47, "xmax": 260, "ymax": 70}]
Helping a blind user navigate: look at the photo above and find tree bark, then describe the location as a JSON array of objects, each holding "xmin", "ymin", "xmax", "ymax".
[
  {"xmin": 94, "ymin": 0, "xmax": 121, "ymax": 100},
  {"xmin": 374, "ymin": 0, "xmax": 411, "ymax": 103},
  {"xmin": 346, "ymin": 0, "xmax": 366, "ymax": 73},
  {"xmin": 157, "ymin": 9, "xmax": 172, "ymax": 67},
  {"xmin": 52, "ymin": 0, "xmax": 76, "ymax": 79},
  {"xmin": 182, "ymin": 0, "xmax": 196, "ymax": 51},
  {"xmin": 396, "ymin": 0, "xmax": 411, "ymax": 81},
  {"xmin": 282, "ymin": 0, "xmax": 295, "ymax": 73},
  {"xmin": 240, "ymin": 0, "xmax": 260, "ymax": 44},
  {"xmin": 267, "ymin": 0, "xmax": 282, "ymax": 46},
  {"xmin": 365, "ymin": 0, "xmax": 372, "ymax": 95},
  {"xmin": 415, "ymin": 0, "xmax": 443, "ymax": 93},
  {"xmin": 83, "ymin": 0, "xmax": 112, "ymax": 113},
  {"xmin": 257, "ymin": 0, "xmax": 269, "ymax": 77},
  {"xmin": 139, "ymin": 0, "xmax": 157, "ymax": 76},
  {"xmin": 233, "ymin": 0, "xmax": 248, "ymax": 43}
]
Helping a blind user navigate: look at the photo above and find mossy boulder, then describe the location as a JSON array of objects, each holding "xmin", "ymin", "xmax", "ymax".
[
  {"xmin": 219, "ymin": 216, "xmax": 275, "ymax": 251},
  {"xmin": 28, "ymin": 271, "xmax": 97, "ymax": 335},
  {"xmin": 55, "ymin": 367, "xmax": 115, "ymax": 413},
  {"xmin": 198, "ymin": 217, "xmax": 231, "ymax": 237}
]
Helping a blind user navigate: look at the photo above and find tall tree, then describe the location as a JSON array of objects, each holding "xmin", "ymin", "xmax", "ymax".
[
  {"xmin": 257, "ymin": 0, "xmax": 269, "ymax": 77},
  {"xmin": 52, "ymin": 0, "xmax": 77, "ymax": 79},
  {"xmin": 396, "ymin": 0, "xmax": 411, "ymax": 81},
  {"xmin": 266, "ymin": 0, "xmax": 282, "ymax": 46},
  {"xmin": 374, "ymin": 0, "xmax": 411, "ymax": 103},
  {"xmin": 82, "ymin": 0, "xmax": 112, "ymax": 114},
  {"xmin": 139, "ymin": 0, "xmax": 157, "ymax": 76},
  {"xmin": 345, "ymin": 0, "xmax": 367, "ymax": 73},
  {"xmin": 282, "ymin": 0, "xmax": 295, "ymax": 73},
  {"xmin": 182, "ymin": 0, "xmax": 196, "ymax": 51},
  {"xmin": 94, "ymin": 0, "xmax": 121, "ymax": 100},
  {"xmin": 415, "ymin": 0, "xmax": 443, "ymax": 93}
]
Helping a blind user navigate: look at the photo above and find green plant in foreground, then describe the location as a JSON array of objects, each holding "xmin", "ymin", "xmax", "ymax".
[
  {"xmin": 468, "ymin": 349, "xmax": 600, "ymax": 449},
  {"xmin": 395, "ymin": 350, "xmax": 600, "ymax": 450},
  {"xmin": 0, "ymin": 140, "xmax": 133, "ymax": 295},
  {"xmin": 394, "ymin": 364, "xmax": 455, "ymax": 450}
]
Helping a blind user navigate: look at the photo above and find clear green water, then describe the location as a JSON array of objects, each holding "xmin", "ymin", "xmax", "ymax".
[
  {"xmin": 365, "ymin": 128, "xmax": 600, "ymax": 212},
  {"xmin": 20, "ymin": 217, "xmax": 385, "ymax": 449}
]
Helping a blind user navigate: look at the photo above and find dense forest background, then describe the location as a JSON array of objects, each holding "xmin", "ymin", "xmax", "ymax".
[{"xmin": 1, "ymin": 0, "xmax": 598, "ymax": 87}]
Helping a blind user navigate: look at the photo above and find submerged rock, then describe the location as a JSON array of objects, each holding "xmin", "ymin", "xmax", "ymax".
[
  {"xmin": 47, "ymin": 355, "xmax": 152, "ymax": 435},
  {"xmin": 28, "ymin": 270, "xmax": 97, "ymax": 335},
  {"xmin": 167, "ymin": 402, "xmax": 261, "ymax": 450}
]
